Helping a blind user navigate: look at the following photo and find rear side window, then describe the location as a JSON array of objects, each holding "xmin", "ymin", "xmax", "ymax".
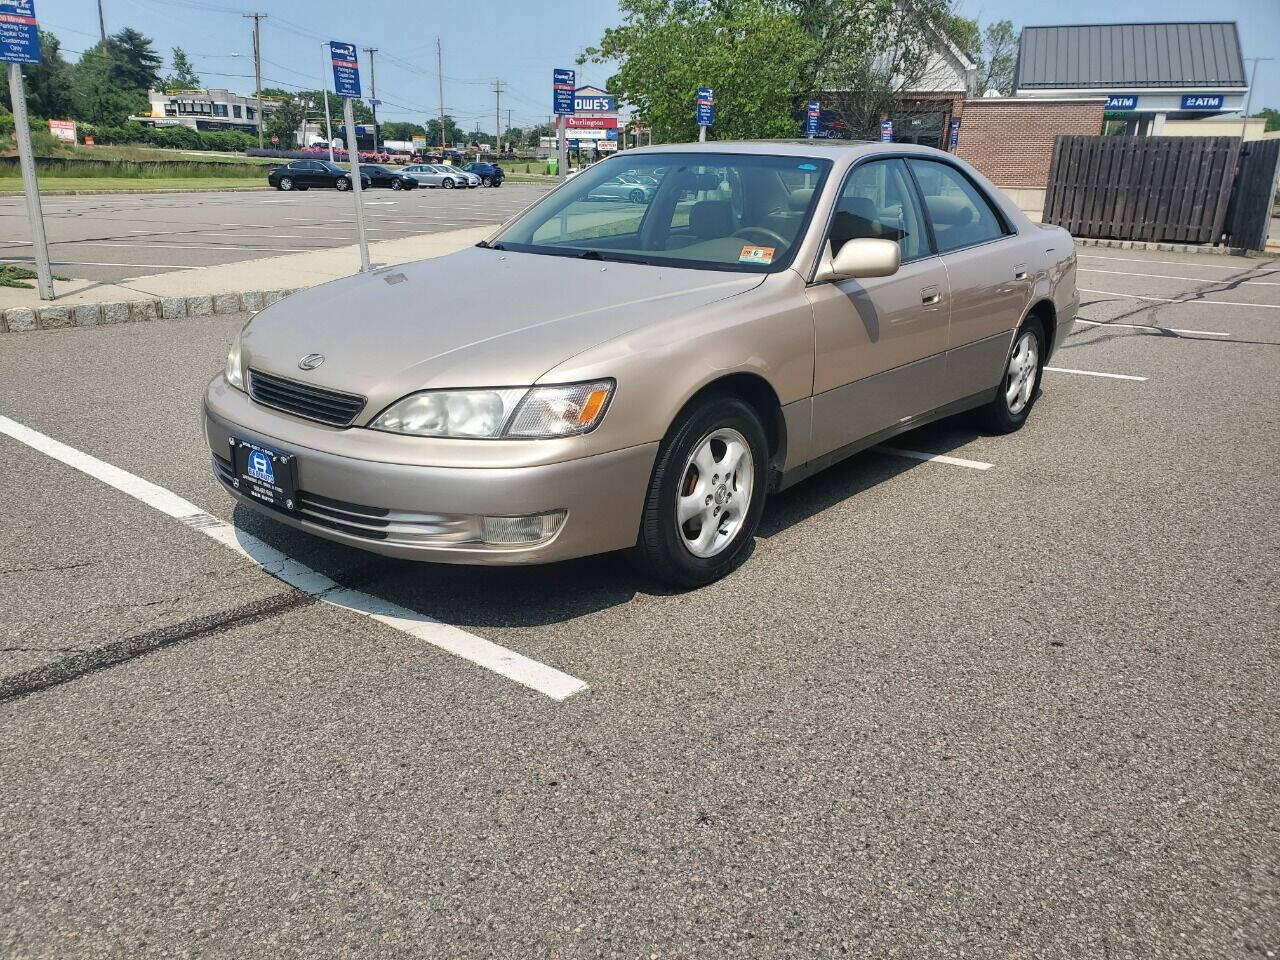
[{"xmin": 906, "ymin": 159, "xmax": 1006, "ymax": 252}]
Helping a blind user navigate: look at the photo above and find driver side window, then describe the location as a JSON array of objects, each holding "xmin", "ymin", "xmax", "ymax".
[{"xmin": 828, "ymin": 159, "xmax": 926, "ymax": 262}]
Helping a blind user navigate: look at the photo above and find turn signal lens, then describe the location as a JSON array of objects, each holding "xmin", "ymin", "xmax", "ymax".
[{"xmin": 505, "ymin": 380, "xmax": 615, "ymax": 438}]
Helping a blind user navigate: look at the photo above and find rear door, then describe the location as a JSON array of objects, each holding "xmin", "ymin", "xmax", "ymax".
[
  {"xmin": 905, "ymin": 158, "xmax": 1030, "ymax": 402},
  {"xmin": 803, "ymin": 158, "xmax": 950, "ymax": 457}
]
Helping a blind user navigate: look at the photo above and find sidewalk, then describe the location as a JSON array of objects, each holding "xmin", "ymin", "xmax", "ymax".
[{"xmin": 0, "ymin": 225, "xmax": 492, "ymax": 333}]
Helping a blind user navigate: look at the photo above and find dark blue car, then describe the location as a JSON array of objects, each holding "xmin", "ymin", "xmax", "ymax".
[{"xmin": 461, "ymin": 161, "xmax": 505, "ymax": 187}]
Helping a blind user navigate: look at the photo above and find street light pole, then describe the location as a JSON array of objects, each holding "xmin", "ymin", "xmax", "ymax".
[
  {"xmin": 1240, "ymin": 58, "xmax": 1273, "ymax": 141},
  {"xmin": 319, "ymin": 42, "xmax": 335, "ymax": 162},
  {"xmin": 243, "ymin": 13, "xmax": 266, "ymax": 149}
]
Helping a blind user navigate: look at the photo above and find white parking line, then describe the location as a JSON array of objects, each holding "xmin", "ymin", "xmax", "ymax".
[
  {"xmin": 0, "ymin": 416, "xmax": 588, "ymax": 703},
  {"xmin": 1074, "ymin": 317, "xmax": 1231, "ymax": 337},
  {"xmin": 0, "ymin": 257, "xmax": 201, "ymax": 270},
  {"xmin": 1080, "ymin": 287, "xmax": 1280, "ymax": 310},
  {"xmin": 1079, "ymin": 268, "xmax": 1279, "ymax": 285},
  {"xmin": 1044, "ymin": 366, "xmax": 1148, "ymax": 381},
  {"xmin": 873, "ymin": 446, "xmax": 992, "ymax": 470},
  {"xmin": 1078, "ymin": 254, "xmax": 1275, "ymax": 271}
]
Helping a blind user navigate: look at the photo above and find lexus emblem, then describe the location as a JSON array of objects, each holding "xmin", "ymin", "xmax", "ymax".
[{"xmin": 298, "ymin": 353, "xmax": 325, "ymax": 371}]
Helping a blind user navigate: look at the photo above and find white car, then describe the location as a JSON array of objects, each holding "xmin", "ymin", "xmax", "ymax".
[{"xmin": 435, "ymin": 165, "xmax": 481, "ymax": 188}]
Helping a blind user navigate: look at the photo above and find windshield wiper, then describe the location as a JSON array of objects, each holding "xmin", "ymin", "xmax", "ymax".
[
  {"xmin": 575, "ymin": 249, "xmax": 650, "ymax": 266},
  {"xmin": 475, "ymin": 240, "xmax": 505, "ymax": 250}
]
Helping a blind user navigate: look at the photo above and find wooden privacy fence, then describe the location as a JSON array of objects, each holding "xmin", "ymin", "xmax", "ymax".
[
  {"xmin": 1042, "ymin": 136, "xmax": 1240, "ymax": 244},
  {"xmin": 1223, "ymin": 138, "xmax": 1280, "ymax": 252}
]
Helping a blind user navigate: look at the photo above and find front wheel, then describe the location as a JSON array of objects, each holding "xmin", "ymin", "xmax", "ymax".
[
  {"xmin": 335, "ymin": 177, "xmax": 351, "ymax": 192},
  {"xmin": 633, "ymin": 396, "xmax": 768, "ymax": 588},
  {"xmin": 391, "ymin": 179, "xmax": 403, "ymax": 190},
  {"xmin": 442, "ymin": 178, "xmax": 456, "ymax": 189},
  {"xmin": 980, "ymin": 317, "xmax": 1045, "ymax": 433}
]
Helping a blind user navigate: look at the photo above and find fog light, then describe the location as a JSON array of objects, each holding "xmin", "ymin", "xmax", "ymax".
[{"xmin": 480, "ymin": 511, "xmax": 567, "ymax": 545}]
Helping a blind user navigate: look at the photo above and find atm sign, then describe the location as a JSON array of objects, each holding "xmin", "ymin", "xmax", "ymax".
[
  {"xmin": 1106, "ymin": 95, "xmax": 1137, "ymax": 110},
  {"xmin": 1181, "ymin": 95, "xmax": 1223, "ymax": 110}
]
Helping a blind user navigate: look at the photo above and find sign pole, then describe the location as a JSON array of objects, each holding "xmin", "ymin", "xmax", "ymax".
[
  {"xmin": 7, "ymin": 64, "xmax": 53, "ymax": 300},
  {"xmin": 342, "ymin": 96, "xmax": 370, "ymax": 272}
]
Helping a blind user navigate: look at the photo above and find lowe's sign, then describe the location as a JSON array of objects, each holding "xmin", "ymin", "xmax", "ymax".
[
  {"xmin": 1181, "ymin": 94, "xmax": 1223, "ymax": 110},
  {"xmin": 574, "ymin": 93, "xmax": 616, "ymax": 112}
]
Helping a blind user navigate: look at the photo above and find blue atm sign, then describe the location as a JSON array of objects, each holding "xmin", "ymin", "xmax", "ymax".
[
  {"xmin": 696, "ymin": 87, "xmax": 715, "ymax": 127},
  {"xmin": 0, "ymin": 0, "xmax": 41, "ymax": 65},
  {"xmin": 1106, "ymin": 95, "xmax": 1137, "ymax": 110},
  {"xmin": 1181, "ymin": 94, "xmax": 1223, "ymax": 110},
  {"xmin": 330, "ymin": 41, "xmax": 361, "ymax": 98}
]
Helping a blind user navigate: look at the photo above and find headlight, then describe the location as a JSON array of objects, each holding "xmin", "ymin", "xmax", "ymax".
[
  {"xmin": 226, "ymin": 328, "xmax": 245, "ymax": 390},
  {"xmin": 370, "ymin": 379, "xmax": 614, "ymax": 439}
]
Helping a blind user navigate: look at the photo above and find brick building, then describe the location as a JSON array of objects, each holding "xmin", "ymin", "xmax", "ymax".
[{"xmin": 955, "ymin": 97, "xmax": 1106, "ymax": 211}]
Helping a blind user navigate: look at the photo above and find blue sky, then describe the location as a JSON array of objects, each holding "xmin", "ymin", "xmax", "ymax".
[{"xmin": 34, "ymin": 0, "xmax": 1280, "ymax": 132}]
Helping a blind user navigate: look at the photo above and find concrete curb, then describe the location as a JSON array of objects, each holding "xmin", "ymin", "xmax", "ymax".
[
  {"xmin": 2, "ymin": 288, "xmax": 297, "ymax": 334},
  {"xmin": 1074, "ymin": 237, "xmax": 1275, "ymax": 258}
]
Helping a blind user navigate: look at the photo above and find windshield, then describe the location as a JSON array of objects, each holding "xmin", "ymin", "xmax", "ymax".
[{"xmin": 492, "ymin": 152, "xmax": 832, "ymax": 272}]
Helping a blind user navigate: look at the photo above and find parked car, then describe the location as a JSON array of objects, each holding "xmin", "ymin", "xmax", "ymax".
[
  {"xmin": 209, "ymin": 142, "xmax": 1077, "ymax": 587},
  {"xmin": 436, "ymin": 164, "xmax": 481, "ymax": 188},
  {"xmin": 401, "ymin": 163, "xmax": 467, "ymax": 189},
  {"xmin": 268, "ymin": 160, "xmax": 370, "ymax": 192},
  {"xmin": 359, "ymin": 164, "xmax": 419, "ymax": 190},
  {"xmin": 461, "ymin": 161, "xmax": 504, "ymax": 187},
  {"xmin": 587, "ymin": 173, "xmax": 657, "ymax": 204}
]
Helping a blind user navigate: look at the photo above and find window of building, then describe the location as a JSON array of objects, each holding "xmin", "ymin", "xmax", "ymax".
[
  {"xmin": 213, "ymin": 103, "xmax": 228, "ymax": 117},
  {"xmin": 233, "ymin": 105, "xmax": 242, "ymax": 118}
]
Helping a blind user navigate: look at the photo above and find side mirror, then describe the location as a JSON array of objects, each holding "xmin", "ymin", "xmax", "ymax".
[{"xmin": 815, "ymin": 238, "xmax": 901, "ymax": 282}]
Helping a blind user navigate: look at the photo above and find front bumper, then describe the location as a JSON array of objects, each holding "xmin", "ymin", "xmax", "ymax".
[{"xmin": 204, "ymin": 379, "xmax": 658, "ymax": 565}]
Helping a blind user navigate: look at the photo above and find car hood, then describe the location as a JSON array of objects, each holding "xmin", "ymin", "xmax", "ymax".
[{"xmin": 240, "ymin": 246, "xmax": 764, "ymax": 419}]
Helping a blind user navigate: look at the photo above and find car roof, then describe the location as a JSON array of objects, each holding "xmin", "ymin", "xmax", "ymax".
[{"xmin": 620, "ymin": 140, "xmax": 958, "ymax": 162}]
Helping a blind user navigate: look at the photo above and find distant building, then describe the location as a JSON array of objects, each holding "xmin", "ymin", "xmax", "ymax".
[
  {"xmin": 133, "ymin": 89, "xmax": 281, "ymax": 135},
  {"xmin": 1013, "ymin": 22, "xmax": 1249, "ymax": 135}
]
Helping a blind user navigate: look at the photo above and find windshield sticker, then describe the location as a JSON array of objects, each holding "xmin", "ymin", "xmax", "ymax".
[
  {"xmin": 739, "ymin": 244, "xmax": 776, "ymax": 265},
  {"xmin": 798, "ymin": 163, "xmax": 817, "ymax": 171}
]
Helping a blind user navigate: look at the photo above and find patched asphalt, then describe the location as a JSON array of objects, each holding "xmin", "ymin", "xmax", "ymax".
[{"xmin": 1, "ymin": 246, "xmax": 1277, "ymax": 958}]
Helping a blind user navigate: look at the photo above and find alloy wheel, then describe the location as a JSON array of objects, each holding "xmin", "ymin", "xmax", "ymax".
[
  {"xmin": 1005, "ymin": 330, "xmax": 1039, "ymax": 415},
  {"xmin": 676, "ymin": 427, "xmax": 755, "ymax": 559}
]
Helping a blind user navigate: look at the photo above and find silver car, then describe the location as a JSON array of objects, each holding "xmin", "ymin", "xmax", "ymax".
[
  {"xmin": 435, "ymin": 164, "xmax": 481, "ymax": 188},
  {"xmin": 587, "ymin": 173, "xmax": 657, "ymax": 204},
  {"xmin": 401, "ymin": 163, "xmax": 468, "ymax": 189},
  {"xmin": 206, "ymin": 142, "xmax": 1077, "ymax": 587}
]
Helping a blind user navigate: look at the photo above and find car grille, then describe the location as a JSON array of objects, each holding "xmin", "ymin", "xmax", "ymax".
[
  {"xmin": 248, "ymin": 369, "xmax": 365, "ymax": 427},
  {"xmin": 212, "ymin": 453, "xmax": 476, "ymax": 545}
]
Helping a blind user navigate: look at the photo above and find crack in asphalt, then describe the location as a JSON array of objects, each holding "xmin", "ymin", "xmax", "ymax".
[{"xmin": 0, "ymin": 591, "xmax": 315, "ymax": 707}]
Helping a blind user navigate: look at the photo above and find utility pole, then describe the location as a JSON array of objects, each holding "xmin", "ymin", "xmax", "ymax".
[
  {"xmin": 8, "ymin": 65, "xmax": 53, "ymax": 300},
  {"xmin": 319, "ymin": 42, "xmax": 334, "ymax": 162},
  {"xmin": 1240, "ymin": 58, "xmax": 1273, "ymax": 141},
  {"xmin": 493, "ymin": 79, "xmax": 504, "ymax": 155},
  {"xmin": 436, "ymin": 37, "xmax": 446, "ymax": 152},
  {"xmin": 96, "ymin": 0, "xmax": 107, "ymax": 42},
  {"xmin": 243, "ymin": 13, "xmax": 266, "ymax": 149},
  {"xmin": 363, "ymin": 46, "xmax": 379, "ymax": 152}
]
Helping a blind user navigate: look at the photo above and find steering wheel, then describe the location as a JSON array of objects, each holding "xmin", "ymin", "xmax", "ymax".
[{"xmin": 731, "ymin": 226, "xmax": 788, "ymax": 249}]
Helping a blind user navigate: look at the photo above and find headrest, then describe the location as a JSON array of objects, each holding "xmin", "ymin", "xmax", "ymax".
[
  {"xmin": 924, "ymin": 194, "xmax": 973, "ymax": 226},
  {"xmin": 690, "ymin": 200, "xmax": 735, "ymax": 239},
  {"xmin": 788, "ymin": 187, "xmax": 814, "ymax": 211}
]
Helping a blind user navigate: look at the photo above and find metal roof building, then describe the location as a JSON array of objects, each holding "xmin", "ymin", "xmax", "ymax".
[{"xmin": 1013, "ymin": 22, "xmax": 1248, "ymax": 134}]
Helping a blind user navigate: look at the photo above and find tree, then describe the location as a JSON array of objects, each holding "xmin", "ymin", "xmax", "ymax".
[
  {"xmin": 262, "ymin": 94, "xmax": 306, "ymax": 147},
  {"xmin": 425, "ymin": 114, "xmax": 462, "ymax": 147},
  {"xmin": 523, "ymin": 122, "xmax": 554, "ymax": 147},
  {"xmin": 380, "ymin": 121, "xmax": 424, "ymax": 142},
  {"xmin": 0, "ymin": 30, "xmax": 74, "ymax": 119},
  {"xmin": 109, "ymin": 28, "xmax": 163, "ymax": 93},
  {"xmin": 162, "ymin": 46, "xmax": 202, "ymax": 91},
  {"xmin": 970, "ymin": 19, "xmax": 1017, "ymax": 96},
  {"xmin": 582, "ymin": 0, "xmax": 817, "ymax": 142},
  {"xmin": 72, "ymin": 41, "xmax": 150, "ymax": 125},
  {"xmin": 1253, "ymin": 107, "xmax": 1280, "ymax": 133}
]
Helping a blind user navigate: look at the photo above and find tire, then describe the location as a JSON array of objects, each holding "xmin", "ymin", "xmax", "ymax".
[
  {"xmin": 481, "ymin": 175, "xmax": 493, "ymax": 187},
  {"xmin": 980, "ymin": 316, "xmax": 1045, "ymax": 434},
  {"xmin": 391, "ymin": 179, "xmax": 403, "ymax": 190},
  {"xmin": 633, "ymin": 395, "xmax": 769, "ymax": 589},
  {"xmin": 335, "ymin": 177, "xmax": 350, "ymax": 192},
  {"xmin": 629, "ymin": 189, "xmax": 645, "ymax": 204},
  {"xmin": 442, "ymin": 178, "xmax": 456, "ymax": 189},
  {"xmin": 278, "ymin": 177, "xmax": 293, "ymax": 191}
]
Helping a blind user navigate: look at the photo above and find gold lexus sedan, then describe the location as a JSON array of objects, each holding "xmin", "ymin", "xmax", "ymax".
[{"xmin": 205, "ymin": 141, "xmax": 1077, "ymax": 587}]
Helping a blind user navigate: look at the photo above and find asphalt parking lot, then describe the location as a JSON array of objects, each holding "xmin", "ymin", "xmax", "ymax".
[
  {"xmin": 1, "ymin": 246, "xmax": 1278, "ymax": 958},
  {"xmin": 0, "ymin": 184, "xmax": 550, "ymax": 282}
]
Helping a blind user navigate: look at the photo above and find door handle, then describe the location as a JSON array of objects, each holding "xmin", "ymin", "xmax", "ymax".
[
  {"xmin": 1013, "ymin": 263, "xmax": 1028, "ymax": 280},
  {"xmin": 920, "ymin": 285, "xmax": 942, "ymax": 305}
]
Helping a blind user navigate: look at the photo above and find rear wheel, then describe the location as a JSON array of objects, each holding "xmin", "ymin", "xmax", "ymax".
[
  {"xmin": 633, "ymin": 396, "xmax": 768, "ymax": 588},
  {"xmin": 481, "ymin": 175, "xmax": 493, "ymax": 187},
  {"xmin": 278, "ymin": 177, "xmax": 293, "ymax": 191},
  {"xmin": 980, "ymin": 316, "xmax": 1045, "ymax": 433},
  {"xmin": 629, "ymin": 189, "xmax": 645, "ymax": 204}
]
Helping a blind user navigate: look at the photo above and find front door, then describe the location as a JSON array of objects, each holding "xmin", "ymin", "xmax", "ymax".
[{"xmin": 804, "ymin": 158, "xmax": 950, "ymax": 458}]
